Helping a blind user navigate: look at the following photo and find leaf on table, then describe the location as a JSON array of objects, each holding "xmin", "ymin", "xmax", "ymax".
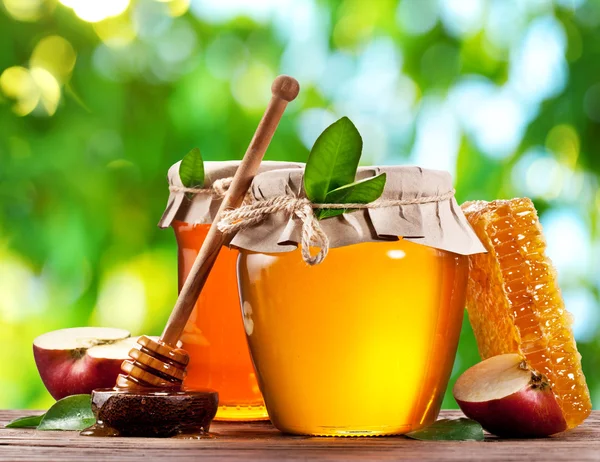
[
  {"xmin": 304, "ymin": 116, "xmax": 363, "ymax": 204},
  {"xmin": 316, "ymin": 173, "xmax": 387, "ymax": 219},
  {"xmin": 5, "ymin": 414, "xmax": 45, "ymax": 428},
  {"xmin": 37, "ymin": 394, "xmax": 95, "ymax": 431},
  {"xmin": 405, "ymin": 418, "xmax": 484, "ymax": 441},
  {"xmin": 179, "ymin": 147, "xmax": 205, "ymax": 190}
]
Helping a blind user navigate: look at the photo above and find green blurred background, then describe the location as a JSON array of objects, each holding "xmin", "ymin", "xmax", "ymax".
[{"xmin": 1, "ymin": 0, "xmax": 598, "ymax": 410}]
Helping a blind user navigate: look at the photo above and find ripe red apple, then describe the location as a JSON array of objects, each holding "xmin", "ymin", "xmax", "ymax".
[
  {"xmin": 33, "ymin": 327, "xmax": 139, "ymax": 400},
  {"xmin": 453, "ymin": 353, "xmax": 567, "ymax": 438}
]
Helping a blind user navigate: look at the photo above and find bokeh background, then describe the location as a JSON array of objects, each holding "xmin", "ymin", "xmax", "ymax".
[{"xmin": 1, "ymin": 0, "xmax": 598, "ymax": 411}]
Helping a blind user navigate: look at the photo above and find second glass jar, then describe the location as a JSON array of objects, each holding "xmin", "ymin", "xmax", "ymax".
[
  {"xmin": 162, "ymin": 160, "xmax": 303, "ymax": 421},
  {"xmin": 174, "ymin": 221, "xmax": 267, "ymax": 421}
]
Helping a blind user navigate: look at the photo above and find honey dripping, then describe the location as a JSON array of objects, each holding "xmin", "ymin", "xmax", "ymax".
[{"xmin": 462, "ymin": 198, "xmax": 592, "ymax": 429}]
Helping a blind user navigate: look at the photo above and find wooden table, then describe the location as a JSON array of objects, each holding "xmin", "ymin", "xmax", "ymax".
[{"xmin": 1, "ymin": 410, "xmax": 599, "ymax": 461}]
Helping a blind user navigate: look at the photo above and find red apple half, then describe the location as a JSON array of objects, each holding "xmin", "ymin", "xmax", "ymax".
[
  {"xmin": 453, "ymin": 353, "xmax": 567, "ymax": 438},
  {"xmin": 33, "ymin": 327, "xmax": 139, "ymax": 400}
]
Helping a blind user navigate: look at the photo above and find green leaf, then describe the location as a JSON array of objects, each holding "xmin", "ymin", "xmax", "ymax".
[
  {"xmin": 304, "ymin": 117, "xmax": 363, "ymax": 203},
  {"xmin": 37, "ymin": 394, "xmax": 95, "ymax": 431},
  {"xmin": 5, "ymin": 414, "xmax": 45, "ymax": 428},
  {"xmin": 179, "ymin": 147, "xmax": 204, "ymax": 189},
  {"xmin": 405, "ymin": 418, "xmax": 484, "ymax": 441},
  {"xmin": 316, "ymin": 173, "xmax": 387, "ymax": 219}
]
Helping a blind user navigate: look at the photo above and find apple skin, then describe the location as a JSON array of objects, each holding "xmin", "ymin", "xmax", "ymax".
[
  {"xmin": 33, "ymin": 346, "xmax": 126, "ymax": 400},
  {"xmin": 454, "ymin": 353, "xmax": 569, "ymax": 438},
  {"xmin": 456, "ymin": 385, "xmax": 567, "ymax": 438}
]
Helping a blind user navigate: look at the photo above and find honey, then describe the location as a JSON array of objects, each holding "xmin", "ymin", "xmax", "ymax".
[
  {"xmin": 462, "ymin": 198, "xmax": 592, "ymax": 429},
  {"xmin": 173, "ymin": 221, "xmax": 267, "ymax": 421},
  {"xmin": 237, "ymin": 239, "xmax": 468, "ymax": 436}
]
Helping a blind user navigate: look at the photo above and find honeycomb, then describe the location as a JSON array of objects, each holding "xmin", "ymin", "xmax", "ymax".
[{"xmin": 462, "ymin": 198, "xmax": 591, "ymax": 429}]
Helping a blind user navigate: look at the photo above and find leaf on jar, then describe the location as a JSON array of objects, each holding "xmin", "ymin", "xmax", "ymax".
[
  {"xmin": 317, "ymin": 172, "xmax": 387, "ymax": 219},
  {"xmin": 304, "ymin": 117, "xmax": 386, "ymax": 220},
  {"xmin": 304, "ymin": 117, "xmax": 363, "ymax": 204},
  {"xmin": 179, "ymin": 147, "xmax": 205, "ymax": 189}
]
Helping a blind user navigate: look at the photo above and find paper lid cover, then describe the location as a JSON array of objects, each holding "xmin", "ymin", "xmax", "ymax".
[
  {"xmin": 158, "ymin": 160, "xmax": 304, "ymax": 227},
  {"xmin": 228, "ymin": 165, "xmax": 486, "ymax": 256}
]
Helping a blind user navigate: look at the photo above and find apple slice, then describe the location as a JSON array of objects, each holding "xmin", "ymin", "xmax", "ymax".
[
  {"xmin": 33, "ymin": 327, "xmax": 139, "ymax": 400},
  {"xmin": 453, "ymin": 353, "xmax": 567, "ymax": 438}
]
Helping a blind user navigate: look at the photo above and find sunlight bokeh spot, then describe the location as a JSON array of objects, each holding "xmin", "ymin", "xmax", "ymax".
[
  {"xmin": 439, "ymin": 0, "xmax": 485, "ymax": 38},
  {"xmin": 95, "ymin": 270, "xmax": 147, "ymax": 333},
  {"xmin": 0, "ymin": 66, "xmax": 39, "ymax": 116},
  {"xmin": 541, "ymin": 207, "xmax": 591, "ymax": 283},
  {"xmin": 450, "ymin": 78, "xmax": 528, "ymax": 159},
  {"xmin": 484, "ymin": 0, "xmax": 526, "ymax": 50},
  {"xmin": 511, "ymin": 147, "xmax": 587, "ymax": 204},
  {"xmin": 59, "ymin": 0, "xmax": 130, "ymax": 23},
  {"xmin": 156, "ymin": 20, "xmax": 197, "ymax": 65},
  {"xmin": 546, "ymin": 124, "xmax": 580, "ymax": 168},
  {"xmin": 511, "ymin": 147, "xmax": 568, "ymax": 201},
  {"xmin": 0, "ymin": 251, "xmax": 48, "ymax": 323},
  {"xmin": 231, "ymin": 63, "xmax": 274, "ymax": 111},
  {"xmin": 206, "ymin": 34, "xmax": 249, "ymax": 80},
  {"xmin": 509, "ymin": 16, "xmax": 568, "ymax": 106},
  {"xmin": 190, "ymin": 0, "xmax": 283, "ymax": 24},
  {"xmin": 92, "ymin": 251, "xmax": 176, "ymax": 334},
  {"xmin": 29, "ymin": 67, "xmax": 61, "ymax": 116},
  {"xmin": 164, "ymin": 0, "xmax": 190, "ymax": 17},
  {"xmin": 563, "ymin": 288, "xmax": 598, "ymax": 342},
  {"xmin": 575, "ymin": 1, "xmax": 600, "ymax": 28},
  {"xmin": 93, "ymin": 15, "xmax": 137, "ymax": 47},
  {"xmin": 555, "ymin": 0, "xmax": 586, "ymax": 10},
  {"xmin": 297, "ymin": 108, "xmax": 337, "ymax": 150},
  {"xmin": 30, "ymin": 36, "xmax": 77, "ymax": 83},
  {"xmin": 525, "ymin": 156, "xmax": 565, "ymax": 200},
  {"xmin": 332, "ymin": 13, "xmax": 372, "ymax": 49},
  {"xmin": 132, "ymin": 0, "xmax": 173, "ymax": 39},
  {"xmin": 410, "ymin": 97, "xmax": 460, "ymax": 177},
  {"xmin": 470, "ymin": 90, "xmax": 527, "ymax": 159},
  {"xmin": 396, "ymin": 0, "xmax": 438, "ymax": 36},
  {"xmin": 2, "ymin": 0, "xmax": 46, "ymax": 22}
]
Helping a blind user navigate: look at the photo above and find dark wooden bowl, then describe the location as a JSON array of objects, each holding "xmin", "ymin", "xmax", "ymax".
[{"xmin": 88, "ymin": 389, "xmax": 218, "ymax": 437}]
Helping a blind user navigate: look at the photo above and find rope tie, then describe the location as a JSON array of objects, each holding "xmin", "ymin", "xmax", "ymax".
[
  {"xmin": 169, "ymin": 177, "xmax": 234, "ymax": 197},
  {"xmin": 218, "ymin": 189, "xmax": 455, "ymax": 266},
  {"xmin": 169, "ymin": 177, "xmax": 256, "ymax": 204}
]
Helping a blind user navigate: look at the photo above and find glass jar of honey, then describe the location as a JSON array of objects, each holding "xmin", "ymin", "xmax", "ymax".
[
  {"xmin": 227, "ymin": 166, "xmax": 485, "ymax": 435},
  {"xmin": 159, "ymin": 160, "xmax": 303, "ymax": 421}
]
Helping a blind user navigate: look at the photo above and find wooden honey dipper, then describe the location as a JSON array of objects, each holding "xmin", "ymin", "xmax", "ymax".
[
  {"xmin": 118, "ymin": 75, "xmax": 300, "ymax": 390},
  {"xmin": 84, "ymin": 76, "xmax": 299, "ymax": 437}
]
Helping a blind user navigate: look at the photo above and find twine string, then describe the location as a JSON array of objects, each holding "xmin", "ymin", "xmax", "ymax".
[
  {"xmin": 169, "ymin": 177, "xmax": 234, "ymax": 197},
  {"xmin": 217, "ymin": 189, "xmax": 455, "ymax": 266},
  {"xmin": 170, "ymin": 177, "xmax": 253, "ymax": 204}
]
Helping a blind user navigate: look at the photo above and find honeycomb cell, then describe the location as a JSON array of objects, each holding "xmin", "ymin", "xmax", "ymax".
[{"xmin": 462, "ymin": 198, "xmax": 591, "ymax": 429}]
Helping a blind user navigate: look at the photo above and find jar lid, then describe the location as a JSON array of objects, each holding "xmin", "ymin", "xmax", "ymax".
[
  {"xmin": 223, "ymin": 166, "xmax": 486, "ymax": 262},
  {"xmin": 158, "ymin": 160, "xmax": 304, "ymax": 227}
]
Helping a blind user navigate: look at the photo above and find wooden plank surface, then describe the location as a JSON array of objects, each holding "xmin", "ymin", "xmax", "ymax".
[{"xmin": 1, "ymin": 410, "xmax": 599, "ymax": 461}]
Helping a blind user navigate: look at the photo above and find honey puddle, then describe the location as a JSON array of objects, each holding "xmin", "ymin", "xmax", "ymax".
[{"xmin": 81, "ymin": 422, "xmax": 213, "ymax": 439}]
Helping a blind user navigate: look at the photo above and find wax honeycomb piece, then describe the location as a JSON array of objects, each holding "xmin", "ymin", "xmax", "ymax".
[{"xmin": 462, "ymin": 198, "xmax": 591, "ymax": 429}]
